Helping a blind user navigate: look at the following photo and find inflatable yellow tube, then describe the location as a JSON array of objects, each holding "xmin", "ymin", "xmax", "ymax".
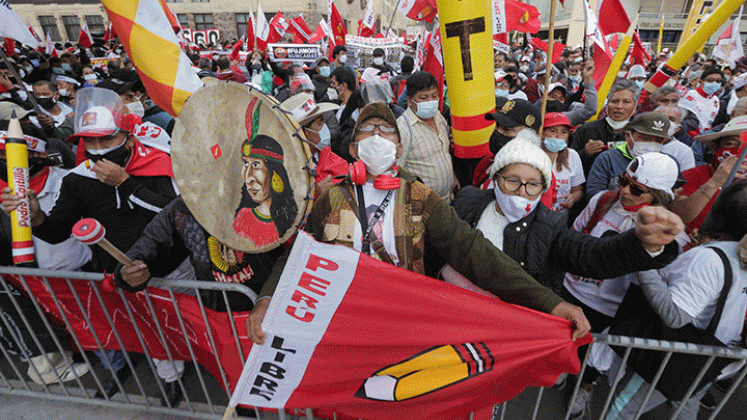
[{"xmin": 5, "ymin": 117, "xmax": 35, "ymax": 265}]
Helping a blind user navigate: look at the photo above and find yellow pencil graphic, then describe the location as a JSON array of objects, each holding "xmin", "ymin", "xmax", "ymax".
[{"xmin": 356, "ymin": 343, "xmax": 494, "ymax": 401}]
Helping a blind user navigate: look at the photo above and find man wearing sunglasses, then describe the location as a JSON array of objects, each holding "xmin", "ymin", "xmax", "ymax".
[{"xmin": 586, "ymin": 112, "xmax": 672, "ymax": 198}]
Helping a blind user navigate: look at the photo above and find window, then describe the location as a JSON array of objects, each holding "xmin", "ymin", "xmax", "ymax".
[
  {"xmin": 165, "ymin": 0, "xmax": 184, "ymax": 2},
  {"xmin": 177, "ymin": 14, "xmax": 190, "ymax": 28},
  {"xmin": 85, "ymin": 15, "xmax": 106, "ymax": 34},
  {"xmin": 192, "ymin": 0, "xmax": 210, "ymax": 2},
  {"xmin": 236, "ymin": 13, "xmax": 250, "ymax": 38},
  {"xmin": 39, "ymin": 15, "xmax": 61, "ymax": 42},
  {"xmin": 194, "ymin": 13, "xmax": 213, "ymax": 31},
  {"xmin": 61, "ymin": 15, "xmax": 81, "ymax": 42}
]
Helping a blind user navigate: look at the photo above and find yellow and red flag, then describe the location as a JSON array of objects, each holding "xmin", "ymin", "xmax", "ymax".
[{"xmin": 102, "ymin": 0, "xmax": 202, "ymax": 117}]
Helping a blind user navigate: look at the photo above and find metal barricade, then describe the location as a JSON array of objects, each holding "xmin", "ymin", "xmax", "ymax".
[{"xmin": 1, "ymin": 266, "xmax": 745, "ymax": 420}]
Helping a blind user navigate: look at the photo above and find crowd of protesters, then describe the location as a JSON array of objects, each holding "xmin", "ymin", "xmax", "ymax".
[{"xmin": 0, "ymin": 34, "xmax": 745, "ymax": 419}]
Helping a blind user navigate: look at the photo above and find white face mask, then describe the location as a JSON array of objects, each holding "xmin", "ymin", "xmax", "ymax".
[
  {"xmin": 605, "ymin": 116, "xmax": 630, "ymax": 130},
  {"xmin": 373, "ymin": 57, "xmax": 384, "ymax": 66},
  {"xmin": 630, "ymin": 141, "xmax": 663, "ymax": 159},
  {"xmin": 84, "ymin": 74, "xmax": 97, "ymax": 81},
  {"xmin": 414, "ymin": 100, "xmax": 439, "ymax": 120},
  {"xmin": 126, "ymin": 101, "xmax": 145, "ymax": 118},
  {"xmin": 327, "ymin": 86, "xmax": 338, "ymax": 101},
  {"xmin": 339, "ymin": 54, "xmax": 348, "ymax": 64},
  {"xmin": 357, "ymin": 134, "xmax": 397, "ymax": 176},
  {"xmin": 86, "ymin": 135, "xmax": 126, "ymax": 155},
  {"xmin": 617, "ymin": 71, "xmax": 627, "ymax": 78},
  {"xmin": 494, "ymin": 187, "xmax": 541, "ymax": 223},
  {"xmin": 58, "ymin": 88, "xmax": 70, "ymax": 97},
  {"xmin": 569, "ymin": 75, "xmax": 582, "ymax": 84},
  {"xmin": 307, "ymin": 124, "xmax": 331, "ymax": 151}
]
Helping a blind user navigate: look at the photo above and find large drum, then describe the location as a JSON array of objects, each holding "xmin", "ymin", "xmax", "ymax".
[{"xmin": 172, "ymin": 82, "xmax": 314, "ymax": 253}]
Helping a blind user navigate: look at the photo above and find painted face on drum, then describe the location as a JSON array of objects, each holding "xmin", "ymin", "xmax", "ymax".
[{"xmin": 242, "ymin": 156, "xmax": 271, "ymax": 204}]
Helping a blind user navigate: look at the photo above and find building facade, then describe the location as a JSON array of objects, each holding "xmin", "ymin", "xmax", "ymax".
[{"xmin": 13, "ymin": 0, "xmax": 411, "ymax": 44}]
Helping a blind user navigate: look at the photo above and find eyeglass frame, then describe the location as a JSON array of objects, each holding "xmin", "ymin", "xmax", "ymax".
[
  {"xmin": 495, "ymin": 173, "xmax": 544, "ymax": 196},
  {"xmin": 618, "ymin": 174, "xmax": 651, "ymax": 197},
  {"xmin": 357, "ymin": 123, "xmax": 397, "ymax": 134}
]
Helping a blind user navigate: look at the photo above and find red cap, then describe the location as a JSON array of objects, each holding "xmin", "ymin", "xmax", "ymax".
[{"xmin": 543, "ymin": 112, "xmax": 575, "ymax": 130}]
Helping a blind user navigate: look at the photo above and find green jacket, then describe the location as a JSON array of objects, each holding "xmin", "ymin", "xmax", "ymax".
[{"xmin": 259, "ymin": 176, "xmax": 563, "ymax": 314}]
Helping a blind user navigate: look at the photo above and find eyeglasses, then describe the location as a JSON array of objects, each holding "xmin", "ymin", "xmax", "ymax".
[
  {"xmin": 618, "ymin": 175, "xmax": 650, "ymax": 197},
  {"xmin": 358, "ymin": 123, "xmax": 397, "ymax": 134},
  {"xmin": 497, "ymin": 174, "xmax": 543, "ymax": 196}
]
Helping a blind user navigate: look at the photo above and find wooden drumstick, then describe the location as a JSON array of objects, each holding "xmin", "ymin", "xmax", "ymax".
[{"xmin": 72, "ymin": 218, "xmax": 134, "ymax": 266}]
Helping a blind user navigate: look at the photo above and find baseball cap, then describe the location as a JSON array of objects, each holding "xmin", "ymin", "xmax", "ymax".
[
  {"xmin": 543, "ymin": 112, "xmax": 575, "ymax": 130},
  {"xmin": 372, "ymin": 48, "xmax": 385, "ymax": 57},
  {"xmin": 627, "ymin": 112, "xmax": 671, "ymax": 140},
  {"xmin": 547, "ymin": 82, "xmax": 567, "ymax": 96},
  {"xmin": 732, "ymin": 73, "xmax": 747, "ymax": 91},
  {"xmin": 494, "ymin": 71, "xmax": 513, "ymax": 84},
  {"xmin": 281, "ymin": 93, "xmax": 339, "ymax": 126},
  {"xmin": 627, "ymin": 64, "xmax": 647, "ymax": 79},
  {"xmin": 625, "ymin": 153, "xmax": 679, "ymax": 199},
  {"xmin": 485, "ymin": 99, "xmax": 541, "ymax": 131}
]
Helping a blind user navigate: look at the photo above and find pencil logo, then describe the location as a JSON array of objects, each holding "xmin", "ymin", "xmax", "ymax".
[{"xmin": 355, "ymin": 343, "xmax": 494, "ymax": 401}]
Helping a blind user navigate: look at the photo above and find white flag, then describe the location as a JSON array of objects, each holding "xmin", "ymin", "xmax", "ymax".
[
  {"xmin": 256, "ymin": 4, "xmax": 270, "ymax": 41},
  {"xmin": 492, "ymin": 0, "xmax": 507, "ymax": 35},
  {"xmin": 583, "ymin": 0, "xmax": 606, "ymax": 50},
  {"xmin": 713, "ymin": 6, "xmax": 745, "ymax": 68},
  {"xmin": 362, "ymin": 1, "xmax": 375, "ymax": 31},
  {"xmin": 0, "ymin": 1, "xmax": 39, "ymax": 47}
]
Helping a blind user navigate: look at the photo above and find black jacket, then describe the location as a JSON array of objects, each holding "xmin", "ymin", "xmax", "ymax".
[
  {"xmin": 113, "ymin": 197, "xmax": 282, "ymax": 311},
  {"xmin": 452, "ymin": 187, "xmax": 679, "ymax": 295},
  {"xmin": 569, "ymin": 118, "xmax": 626, "ymax": 177}
]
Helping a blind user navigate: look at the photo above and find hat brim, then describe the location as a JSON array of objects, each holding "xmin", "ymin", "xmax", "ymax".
[
  {"xmin": 485, "ymin": 112, "xmax": 520, "ymax": 128},
  {"xmin": 695, "ymin": 127, "xmax": 745, "ymax": 143},
  {"xmin": 66, "ymin": 128, "xmax": 118, "ymax": 144},
  {"xmin": 299, "ymin": 102, "xmax": 340, "ymax": 125}
]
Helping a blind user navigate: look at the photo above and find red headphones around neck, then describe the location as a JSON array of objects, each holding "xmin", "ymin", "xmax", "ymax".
[{"xmin": 350, "ymin": 161, "xmax": 400, "ymax": 190}]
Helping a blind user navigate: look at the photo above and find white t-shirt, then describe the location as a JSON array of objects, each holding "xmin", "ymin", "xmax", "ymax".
[
  {"xmin": 475, "ymin": 199, "xmax": 509, "ymax": 251},
  {"xmin": 563, "ymin": 192, "xmax": 689, "ymax": 316},
  {"xmin": 660, "ymin": 241, "xmax": 747, "ymax": 347},
  {"xmin": 507, "ymin": 90, "xmax": 528, "ymax": 101},
  {"xmin": 352, "ymin": 182, "xmax": 399, "ymax": 265},
  {"xmin": 551, "ymin": 149, "xmax": 585, "ymax": 211},
  {"xmin": 43, "ymin": 101, "xmax": 73, "ymax": 128},
  {"xmin": 661, "ymin": 139, "xmax": 696, "ymax": 171}
]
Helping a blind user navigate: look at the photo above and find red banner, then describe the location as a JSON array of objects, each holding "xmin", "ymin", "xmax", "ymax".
[{"xmin": 231, "ymin": 232, "xmax": 589, "ymax": 419}]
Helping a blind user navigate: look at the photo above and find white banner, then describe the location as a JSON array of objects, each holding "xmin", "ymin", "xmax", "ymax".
[{"xmin": 492, "ymin": 0, "xmax": 507, "ymax": 35}]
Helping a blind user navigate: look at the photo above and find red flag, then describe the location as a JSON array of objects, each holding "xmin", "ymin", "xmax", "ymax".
[
  {"xmin": 422, "ymin": 22, "xmax": 444, "ymax": 111},
  {"xmin": 78, "ymin": 23, "xmax": 93, "ymax": 48},
  {"xmin": 229, "ymin": 232, "xmax": 589, "ymax": 418},
  {"xmin": 308, "ymin": 22, "xmax": 327, "ymax": 44},
  {"xmin": 357, "ymin": 20, "xmax": 375, "ymax": 38},
  {"xmin": 103, "ymin": 21, "xmax": 117, "ymax": 42},
  {"xmin": 593, "ymin": 43, "xmax": 613, "ymax": 90},
  {"xmin": 255, "ymin": 4, "xmax": 271, "ymax": 52},
  {"xmin": 157, "ymin": 0, "xmax": 182, "ymax": 33},
  {"xmin": 328, "ymin": 1, "xmax": 347, "ymax": 48},
  {"xmin": 529, "ymin": 37, "xmax": 564, "ymax": 64},
  {"xmin": 27, "ymin": 23, "xmax": 42, "ymax": 44},
  {"xmin": 505, "ymin": 0, "xmax": 541, "ymax": 34},
  {"xmin": 597, "ymin": 0, "xmax": 650, "ymax": 62},
  {"xmin": 373, "ymin": 32, "xmax": 385, "ymax": 39},
  {"xmin": 608, "ymin": 33, "xmax": 619, "ymax": 51},
  {"xmin": 244, "ymin": 9, "xmax": 255, "ymax": 52},
  {"xmin": 229, "ymin": 39, "xmax": 243, "ymax": 61},
  {"xmin": 268, "ymin": 11, "xmax": 288, "ymax": 44},
  {"xmin": 4, "ymin": 38, "xmax": 15, "ymax": 57},
  {"xmin": 287, "ymin": 15, "xmax": 312, "ymax": 43},
  {"xmin": 395, "ymin": 0, "xmax": 438, "ymax": 24}
]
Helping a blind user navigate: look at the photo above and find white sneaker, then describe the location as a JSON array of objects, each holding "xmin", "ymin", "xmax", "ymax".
[
  {"xmin": 27, "ymin": 352, "xmax": 90, "ymax": 385},
  {"xmin": 570, "ymin": 387, "xmax": 592, "ymax": 419}
]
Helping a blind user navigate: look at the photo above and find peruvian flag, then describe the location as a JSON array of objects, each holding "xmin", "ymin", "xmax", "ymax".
[
  {"xmin": 713, "ymin": 6, "xmax": 745, "ymax": 68},
  {"xmin": 287, "ymin": 15, "xmax": 312, "ymax": 44},
  {"xmin": 505, "ymin": 0, "xmax": 541, "ymax": 34},
  {"xmin": 45, "ymin": 32, "xmax": 55, "ymax": 56},
  {"xmin": 229, "ymin": 232, "xmax": 588, "ymax": 418},
  {"xmin": 423, "ymin": 19, "xmax": 445, "ymax": 110},
  {"xmin": 27, "ymin": 23, "xmax": 43, "ymax": 45},
  {"xmin": 103, "ymin": 21, "xmax": 117, "ymax": 42},
  {"xmin": 414, "ymin": 26, "xmax": 429, "ymax": 70},
  {"xmin": 78, "ymin": 22, "xmax": 94, "ymax": 48},
  {"xmin": 596, "ymin": 0, "xmax": 650, "ymax": 63},
  {"xmin": 584, "ymin": 0, "xmax": 613, "ymax": 89},
  {"xmin": 229, "ymin": 38, "xmax": 243, "ymax": 62},
  {"xmin": 268, "ymin": 11, "xmax": 288, "ymax": 44},
  {"xmin": 255, "ymin": 4, "xmax": 271, "ymax": 51},
  {"xmin": 396, "ymin": 0, "xmax": 438, "ymax": 24},
  {"xmin": 358, "ymin": 1, "xmax": 376, "ymax": 37},
  {"xmin": 4, "ymin": 37, "xmax": 14, "ymax": 57},
  {"xmin": 527, "ymin": 34, "xmax": 564, "ymax": 64},
  {"xmin": 245, "ymin": 8, "xmax": 255, "ymax": 51},
  {"xmin": 328, "ymin": 0, "xmax": 347, "ymax": 48}
]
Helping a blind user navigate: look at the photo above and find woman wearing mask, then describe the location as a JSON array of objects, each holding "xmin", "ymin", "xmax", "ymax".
[
  {"xmin": 563, "ymin": 153, "xmax": 690, "ymax": 419},
  {"xmin": 540, "ymin": 113, "xmax": 585, "ymax": 212},
  {"xmin": 311, "ymin": 57, "xmax": 332, "ymax": 102},
  {"xmin": 605, "ymin": 178, "xmax": 747, "ymax": 420}
]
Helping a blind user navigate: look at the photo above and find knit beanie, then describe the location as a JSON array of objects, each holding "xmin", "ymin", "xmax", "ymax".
[{"xmin": 489, "ymin": 129, "xmax": 553, "ymax": 191}]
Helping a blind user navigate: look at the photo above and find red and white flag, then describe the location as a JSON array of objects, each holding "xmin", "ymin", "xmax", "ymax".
[
  {"xmin": 288, "ymin": 15, "xmax": 312, "ymax": 44},
  {"xmin": 308, "ymin": 20, "xmax": 328, "ymax": 44},
  {"xmin": 713, "ymin": 6, "xmax": 745, "ymax": 68},
  {"xmin": 45, "ymin": 32, "xmax": 55, "ymax": 55},
  {"xmin": 358, "ymin": 1, "xmax": 376, "ymax": 37},
  {"xmin": 396, "ymin": 0, "xmax": 438, "ymax": 24},
  {"xmin": 245, "ymin": 8, "xmax": 255, "ymax": 51},
  {"xmin": 584, "ymin": 0, "xmax": 613, "ymax": 89},
  {"xmin": 0, "ymin": 1, "xmax": 39, "ymax": 47},
  {"xmin": 78, "ymin": 22, "xmax": 94, "ymax": 48},
  {"xmin": 103, "ymin": 21, "xmax": 117, "ymax": 41},
  {"xmin": 268, "ymin": 11, "xmax": 288, "ymax": 44},
  {"xmin": 423, "ymin": 19, "xmax": 445, "ymax": 110},
  {"xmin": 255, "ymin": 4, "xmax": 271, "ymax": 51},
  {"xmin": 27, "ymin": 23, "xmax": 42, "ymax": 44},
  {"xmin": 229, "ymin": 232, "xmax": 588, "ymax": 418}
]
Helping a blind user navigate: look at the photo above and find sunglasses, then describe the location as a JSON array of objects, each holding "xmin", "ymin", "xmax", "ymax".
[{"xmin": 618, "ymin": 175, "xmax": 650, "ymax": 197}]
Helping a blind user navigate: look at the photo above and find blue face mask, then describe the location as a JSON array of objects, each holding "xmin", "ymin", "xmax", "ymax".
[
  {"xmin": 316, "ymin": 124, "xmax": 331, "ymax": 150},
  {"xmin": 495, "ymin": 89, "xmax": 509, "ymax": 98},
  {"xmin": 52, "ymin": 67, "xmax": 64, "ymax": 75},
  {"xmin": 414, "ymin": 100, "xmax": 439, "ymax": 120},
  {"xmin": 319, "ymin": 66, "xmax": 331, "ymax": 78},
  {"xmin": 61, "ymin": 63, "xmax": 72, "ymax": 72},
  {"xmin": 634, "ymin": 80, "xmax": 645, "ymax": 90},
  {"xmin": 30, "ymin": 59, "xmax": 40, "ymax": 67},
  {"xmin": 543, "ymin": 137, "xmax": 567, "ymax": 152},
  {"xmin": 703, "ymin": 82, "xmax": 721, "ymax": 96}
]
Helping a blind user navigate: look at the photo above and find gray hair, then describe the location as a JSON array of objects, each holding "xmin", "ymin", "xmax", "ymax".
[
  {"xmin": 654, "ymin": 105, "xmax": 684, "ymax": 124},
  {"xmin": 651, "ymin": 86, "xmax": 678, "ymax": 104},
  {"xmin": 732, "ymin": 97, "xmax": 747, "ymax": 117},
  {"xmin": 607, "ymin": 79, "xmax": 640, "ymax": 102}
]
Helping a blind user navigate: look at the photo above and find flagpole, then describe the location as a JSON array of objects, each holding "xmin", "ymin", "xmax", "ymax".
[
  {"xmin": 0, "ymin": 48, "xmax": 42, "ymax": 114},
  {"xmin": 540, "ymin": 0, "xmax": 557, "ymax": 126},
  {"xmin": 385, "ymin": 0, "xmax": 402, "ymax": 36}
]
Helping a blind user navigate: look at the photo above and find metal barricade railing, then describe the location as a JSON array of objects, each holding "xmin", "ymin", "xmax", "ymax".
[{"xmin": 1, "ymin": 266, "xmax": 746, "ymax": 420}]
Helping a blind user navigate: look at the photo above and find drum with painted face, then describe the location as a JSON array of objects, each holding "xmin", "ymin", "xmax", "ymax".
[{"xmin": 172, "ymin": 83, "xmax": 314, "ymax": 253}]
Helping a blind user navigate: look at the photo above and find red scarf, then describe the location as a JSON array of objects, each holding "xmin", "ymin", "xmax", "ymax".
[
  {"xmin": 0, "ymin": 166, "xmax": 51, "ymax": 198},
  {"xmin": 74, "ymin": 138, "xmax": 173, "ymax": 178},
  {"xmin": 621, "ymin": 202, "xmax": 651, "ymax": 212}
]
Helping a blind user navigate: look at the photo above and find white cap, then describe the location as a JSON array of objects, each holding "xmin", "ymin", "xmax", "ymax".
[
  {"xmin": 732, "ymin": 73, "xmax": 747, "ymax": 91},
  {"xmin": 627, "ymin": 64, "xmax": 647, "ymax": 79},
  {"xmin": 625, "ymin": 152, "xmax": 679, "ymax": 199},
  {"xmin": 489, "ymin": 129, "xmax": 552, "ymax": 192}
]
